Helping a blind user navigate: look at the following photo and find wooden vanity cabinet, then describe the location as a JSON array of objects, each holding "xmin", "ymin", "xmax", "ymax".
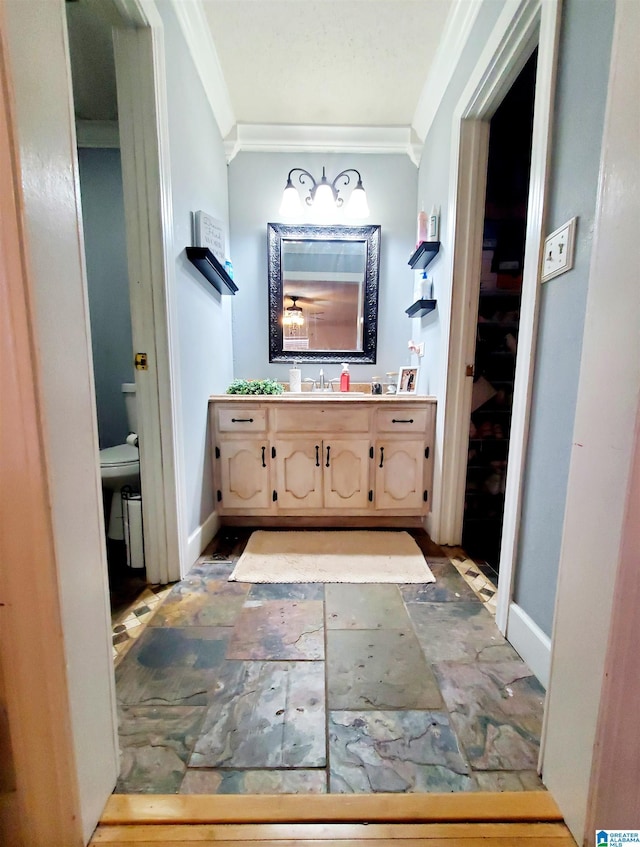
[
  {"xmin": 210, "ymin": 396, "xmax": 435, "ymax": 523},
  {"xmin": 374, "ymin": 405, "xmax": 435, "ymax": 511},
  {"xmin": 211, "ymin": 406, "xmax": 273, "ymax": 514},
  {"xmin": 273, "ymin": 438, "xmax": 371, "ymax": 510}
]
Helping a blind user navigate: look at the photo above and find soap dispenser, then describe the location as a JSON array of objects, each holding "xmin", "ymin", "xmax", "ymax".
[{"xmin": 340, "ymin": 362, "xmax": 350, "ymax": 392}]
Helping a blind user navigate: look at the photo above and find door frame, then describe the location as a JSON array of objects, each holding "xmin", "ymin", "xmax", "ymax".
[
  {"xmin": 431, "ymin": 0, "xmax": 561, "ymax": 636},
  {"xmin": 109, "ymin": 0, "xmax": 185, "ymax": 584}
]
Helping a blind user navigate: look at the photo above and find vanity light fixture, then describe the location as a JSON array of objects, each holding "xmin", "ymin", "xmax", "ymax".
[{"xmin": 279, "ymin": 167, "xmax": 370, "ymax": 219}]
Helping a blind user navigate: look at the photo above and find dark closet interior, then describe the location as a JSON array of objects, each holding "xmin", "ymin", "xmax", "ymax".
[{"xmin": 462, "ymin": 51, "xmax": 537, "ymax": 580}]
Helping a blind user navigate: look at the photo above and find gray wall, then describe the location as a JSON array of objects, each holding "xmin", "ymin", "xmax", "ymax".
[
  {"xmin": 158, "ymin": 0, "xmax": 234, "ymax": 535},
  {"xmin": 78, "ymin": 147, "xmax": 133, "ymax": 448},
  {"xmin": 514, "ymin": 0, "xmax": 615, "ymax": 635},
  {"xmin": 228, "ymin": 152, "xmax": 418, "ymax": 385},
  {"xmin": 415, "ymin": 0, "xmax": 507, "ymax": 397}
]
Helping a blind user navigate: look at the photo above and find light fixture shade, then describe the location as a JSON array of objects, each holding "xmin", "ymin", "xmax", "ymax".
[
  {"xmin": 345, "ymin": 185, "xmax": 370, "ymax": 219},
  {"xmin": 313, "ymin": 182, "xmax": 335, "ymax": 216},
  {"xmin": 280, "ymin": 184, "xmax": 302, "ymax": 217}
]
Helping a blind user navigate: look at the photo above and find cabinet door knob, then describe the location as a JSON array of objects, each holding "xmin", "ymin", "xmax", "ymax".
[
  {"xmin": 379, "ymin": 446, "xmax": 384, "ymax": 468},
  {"xmin": 231, "ymin": 417, "xmax": 254, "ymax": 423},
  {"xmin": 391, "ymin": 418, "xmax": 413, "ymax": 424},
  {"xmin": 315, "ymin": 445, "xmax": 320, "ymax": 467},
  {"xmin": 325, "ymin": 445, "xmax": 331, "ymax": 467},
  {"xmin": 261, "ymin": 446, "xmax": 266, "ymax": 467}
]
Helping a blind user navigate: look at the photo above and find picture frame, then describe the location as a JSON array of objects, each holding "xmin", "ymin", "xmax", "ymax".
[{"xmin": 398, "ymin": 366, "xmax": 419, "ymax": 394}]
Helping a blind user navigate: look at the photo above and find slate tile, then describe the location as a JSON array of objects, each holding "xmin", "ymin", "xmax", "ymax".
[
  {"xmin": 472, "ymin": 769, "xmax": 544, "ymax": 791},
  {"xmin": 115, "ymin": 705, "xmax": 206, "ymax": 793},
  {"xmin": 115, "ymin": 626, "xmax": 238, "ymax": 706},
  {"xmin": 329, "ymin": 710, "xmax": 472, "ymax": 793},
  {"xmin": 327, "ymin": 629, "xmax": 443, "ymax": 710},
  {"xmin": 433, "ymin": 660, "xmax": 545, "ymax": 771},
  {"xmin": 400, "ymin": 561, "xmax": 479, "ymax": 603},
  {"xmin": 248, "ymin": 583, "xmax": 325, "ymax": 601},
  {"xmin": 406, "ymin": 602, "xmax": 521, "ymax": 663},
  {"xmin": 325, "ymin": 584, "xmax": 410, "ymax": 629},
  {"xmin": 190, "ymin": 661, "xmax": 325, "ymax": 768},
  {"xmin": 180, "ymin": 768, "xmax": 326, "ymax": 794},
  {"xmin": 148, "ymin": 576, "xmax": 249, "ymax": 627},
  {"xmin": 227, "ymin": 600, "xmax": 324, "ymax": 660}
]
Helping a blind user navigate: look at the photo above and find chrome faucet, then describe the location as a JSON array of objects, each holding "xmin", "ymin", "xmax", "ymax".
[{"xmin": 303, "ymin": 369, "xmax": 334, "ymax": 392}]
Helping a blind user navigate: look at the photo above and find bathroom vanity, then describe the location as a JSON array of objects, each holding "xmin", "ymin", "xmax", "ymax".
[{"xmin": 209, "ymin": 394, "xmax": 436, "ymax": 525}]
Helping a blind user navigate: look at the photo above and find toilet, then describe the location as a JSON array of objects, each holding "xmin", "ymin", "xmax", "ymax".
[{"xmin": 99, "ymin": 382, "xmax": 140, "ymax": 541}]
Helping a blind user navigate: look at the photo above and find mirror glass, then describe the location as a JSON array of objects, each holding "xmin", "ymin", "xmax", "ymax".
[{"xmin": 268, "ymin": 223, "xmax": 380, "ymax": 363}]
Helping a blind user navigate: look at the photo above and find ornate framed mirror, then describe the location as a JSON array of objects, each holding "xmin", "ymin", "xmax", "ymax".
[{"xmin": 267, "ymin": 222, "xmax": 381, "ymax": 363}]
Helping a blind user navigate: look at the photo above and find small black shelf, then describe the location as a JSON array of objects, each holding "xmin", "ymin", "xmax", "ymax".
[
  {"xmin": 186, "ymin": 247, "xmax": 238, "ymax": 295},
  {"xmin": 405, "ymin": 298, "xmax": 437, "ymax": 318},
  {"xmin": 408, "ymin": 241, "xmax": 440, "ymax": 270}
]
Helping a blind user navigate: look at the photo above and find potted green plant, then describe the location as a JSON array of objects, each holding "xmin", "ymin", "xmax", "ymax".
[{"xmin": 226, "ymin": 378, "xmax": 284, "ymax": 395}]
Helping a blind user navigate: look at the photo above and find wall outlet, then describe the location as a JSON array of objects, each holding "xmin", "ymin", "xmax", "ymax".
[{"xmin": 541, "ymin": 217, "xmax": 577, "ymax": 282}]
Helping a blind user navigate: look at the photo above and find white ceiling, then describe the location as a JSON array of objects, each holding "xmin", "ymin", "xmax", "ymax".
[
  {"xmin": 200, "ymin": 0, "xmax": 452, "ymax": 127},
  {"xmin": 66, "ymin": 0, "xmax": 464, "ymax": 155}
]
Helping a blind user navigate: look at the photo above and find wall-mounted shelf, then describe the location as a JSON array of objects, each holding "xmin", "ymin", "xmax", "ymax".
[
  {"xmin": 186, "ymin": 247, "xmax": 238, "ymax": 295},
  {"xmin": 408, "ymin": 241, "xmax": 440, "ymax": 270},
  {"xmin": 406, "ymin": 298, "xmax": 437, "ymax": 318}
]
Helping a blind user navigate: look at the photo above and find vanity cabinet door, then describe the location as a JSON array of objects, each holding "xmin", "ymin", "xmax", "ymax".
[
  {"xmin": 217, "ymin": 439, "xmax": 271, "ymax": 510},
  {"xmin": 274, "ymin": 439, "xmax": 323, "ymax": 510},
  {"xmin": 323, "ymin": 439, "xmax": 371, "ymax": 510},
  {"xmin": 374, "ymin": 440, "xmax": 426, "ymax": 511}
]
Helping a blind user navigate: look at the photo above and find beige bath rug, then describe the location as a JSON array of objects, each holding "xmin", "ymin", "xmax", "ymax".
[{"xmin": 229, "ymin": 530, "xmax": 435, "ymax": 584}]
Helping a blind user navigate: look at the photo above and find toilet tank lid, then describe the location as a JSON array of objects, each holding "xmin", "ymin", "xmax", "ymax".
[{"xmin": 99, "ymin": 443, "xmax": 139, "ymax": 467}]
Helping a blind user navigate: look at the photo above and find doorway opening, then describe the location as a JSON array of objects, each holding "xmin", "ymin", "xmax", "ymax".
[
  {"xmin": 462, "ymin": 52, "xmax": 538, "ymax": 582},
  {"xmin": 65, "ymin": 2, "xmax": 147, "ymax": 612}
]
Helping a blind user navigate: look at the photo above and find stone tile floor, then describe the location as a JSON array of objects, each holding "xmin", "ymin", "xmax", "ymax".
[{"xmin": 112, "ymin": 528, "xmax": 544, "ymax": 795}]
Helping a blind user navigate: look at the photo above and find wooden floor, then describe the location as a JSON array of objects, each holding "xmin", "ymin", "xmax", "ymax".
[{"xmin": 90, "ymin": 792, "xmax": 577, "ymax": 845}]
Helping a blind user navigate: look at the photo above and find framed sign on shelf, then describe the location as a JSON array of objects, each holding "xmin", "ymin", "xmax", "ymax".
[{"xmin": 193, "ymin": 211, "xmax": 225, "ymax": 264}]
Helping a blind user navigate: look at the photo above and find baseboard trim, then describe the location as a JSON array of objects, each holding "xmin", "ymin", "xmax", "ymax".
[
  {"xmin": 507, "ymin": 602, "xmax": 551, "ymax": 689},
  {"xmin": 185, "ymin": 510, "xmax": 220, "ymax": 573}
]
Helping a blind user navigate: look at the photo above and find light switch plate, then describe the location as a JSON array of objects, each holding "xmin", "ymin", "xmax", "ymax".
[{"xmin": 541, "ymin": 217, "xmax": 577, "ymax": 282}]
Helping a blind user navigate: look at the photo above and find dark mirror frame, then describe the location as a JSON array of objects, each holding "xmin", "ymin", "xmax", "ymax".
[{"xmin": 267, "ymin": 222, "xmax": 381, "ymax": 364}]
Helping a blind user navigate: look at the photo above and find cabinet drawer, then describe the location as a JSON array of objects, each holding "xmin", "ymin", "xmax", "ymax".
[
  {"xmin": 376, "ymin": 408, "xmax": 428, "ymax": 433},
  {"xmin": 217, "ymin": 407, "xmax": 266, "ymax": 432},
  {"xmin": 274, "ymin": 406, "xmax": 369, "ymax": 433}
]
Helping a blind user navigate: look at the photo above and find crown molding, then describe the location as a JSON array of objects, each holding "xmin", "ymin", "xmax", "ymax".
[
  {"xmin": 412, "ymin": 0, "xmax": 481, "ymax": 147},
  {"xmin": 75, "ymin": 120, "xmax": 120, "ymax": 148},
  {"xmin": 224, "ymin": 124, "xmax": 418, "ymax": 163},
  {"xmin": 169, "ymin": 0, "xmax": 235, "ymax": 139}
]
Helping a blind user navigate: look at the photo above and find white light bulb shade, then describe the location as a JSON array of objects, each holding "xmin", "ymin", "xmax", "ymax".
[
  {"xmin": 280, "ymin": 184, "xmax": 302, "ymax": 217},
  {"xmin": 313, "ymin": 182, "xmax": 335, "ymax": 216},
  {"xmin": 345, "ymin": 185, "xmax": 369, "ymax": 219},
  {"xmin": 283, "ymin": 309, "xmax": 304, "ymax": 327}
]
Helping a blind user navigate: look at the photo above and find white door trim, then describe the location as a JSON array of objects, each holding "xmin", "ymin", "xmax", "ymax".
[
  {"xmin": 431, "ymin": 0, "xmax": 561, "ymax": 636},
  {"xmin": 113, "ymin": 1, "xmax": 185, "ymax": 583}
]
